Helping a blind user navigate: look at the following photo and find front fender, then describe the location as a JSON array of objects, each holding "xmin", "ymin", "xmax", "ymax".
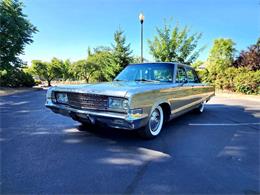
[
  {"xmin": 129, "ymin": 91, "xmax": 171, "ymax": 118},
  {"xmin": 148, "ymin": 99, "xmax": 171, "ymax": 118}
]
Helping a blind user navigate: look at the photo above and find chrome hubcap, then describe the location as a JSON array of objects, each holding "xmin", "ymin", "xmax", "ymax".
[{"xmin": 149, "ymin": 108, "xmax": 161, "ymax": 132}]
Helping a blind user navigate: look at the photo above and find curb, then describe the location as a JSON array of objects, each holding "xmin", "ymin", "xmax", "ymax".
[{"xmin": 215, "ymin": 92, "xmax": 260, "ymax": 102}]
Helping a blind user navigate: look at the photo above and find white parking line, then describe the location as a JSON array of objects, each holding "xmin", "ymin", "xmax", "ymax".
[{"xmin": 189, "ymin": 123, "xmax": 260, "ymax": 126}]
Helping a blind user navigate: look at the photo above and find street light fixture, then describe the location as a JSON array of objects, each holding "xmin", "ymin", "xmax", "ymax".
[{"xmin": 139, "ymin": 13, "xmax": 144, "ymax": 63}]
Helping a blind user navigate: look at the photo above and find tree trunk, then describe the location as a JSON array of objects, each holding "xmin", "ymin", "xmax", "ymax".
[
  {"xmin": 47, "ymin": 80, "xmax": 51, "ymax": 86},
  {"xmin": 85, "ymin": 76, "xmax": 89, "ymax": 83}
]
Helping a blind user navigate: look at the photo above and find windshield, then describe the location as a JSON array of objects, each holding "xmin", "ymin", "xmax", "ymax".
[{"xmin": 115, "ymin": 63, "xmax": 173, "ymax": 82}]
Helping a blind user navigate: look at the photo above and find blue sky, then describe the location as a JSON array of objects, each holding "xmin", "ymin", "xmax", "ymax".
[{"xmin": 22, "ymin": 0, "xmax": 260, "ymax": 64}]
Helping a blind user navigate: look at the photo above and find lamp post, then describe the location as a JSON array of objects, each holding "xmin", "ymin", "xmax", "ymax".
[{"xmin": 139, "ymin": 13, "xmax": 144, "ymax": 63}]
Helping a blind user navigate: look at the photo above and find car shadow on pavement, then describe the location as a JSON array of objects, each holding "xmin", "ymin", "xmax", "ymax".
[
  {"xmin": 59, "ymin": 102, "xmax": 260, "ymax": 166},
  {"xmin": 53, "ymin": 103, "xmax": 259, "ymax": 194}
]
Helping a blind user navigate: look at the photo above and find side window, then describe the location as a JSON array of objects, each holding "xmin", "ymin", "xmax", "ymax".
[
  {"xmin": 193, "ymin": 70, "xmax": 200, "ymax": 83},
  {"xmin": 176, "ymin": 67, "xmax": 187, "ymax": 83},
  {"xmin": 153, "ymin": 69, "xmax": 173, "ymax": 82},
  {"xmin": 186, "ymin": 68, "xmax": 200, "ymax": 83}
]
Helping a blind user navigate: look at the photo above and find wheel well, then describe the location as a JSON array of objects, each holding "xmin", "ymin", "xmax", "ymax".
[{"xmin": 160, "ymin": 103, "xmax": 171, "ymax": 122}]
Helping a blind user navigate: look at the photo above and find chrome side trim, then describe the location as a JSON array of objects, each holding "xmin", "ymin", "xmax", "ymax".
[{"xmin": 171, "ymin": 94, "xmax": 212, "ymax": 115}]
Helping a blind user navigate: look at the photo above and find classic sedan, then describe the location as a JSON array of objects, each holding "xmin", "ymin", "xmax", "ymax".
[{"xmin": 46, "ymin": 62, "xmax": 214, "ymax": 138}]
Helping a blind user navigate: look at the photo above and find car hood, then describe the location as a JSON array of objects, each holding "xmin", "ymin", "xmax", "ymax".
[{"xmin": 53, "ymin": 81, "xmax": 174, "ymax": 97}]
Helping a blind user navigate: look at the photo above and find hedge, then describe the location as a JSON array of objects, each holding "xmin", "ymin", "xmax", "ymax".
[
  {"xmin": 0, "ymin": 68, "xmax": 35, "ymax": 87},
  {"xmin": 233, "ymin": 71, "xmax": 260, "ymax": 94},
  {"xmin": 199, "ymin": 67, "xmax": 260, "ymax": 95}
]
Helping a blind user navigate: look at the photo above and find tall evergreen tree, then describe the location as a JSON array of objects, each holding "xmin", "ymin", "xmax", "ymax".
[{"xmin": 112, "ymin": 29, "xmax": 133, "ymax": 71}]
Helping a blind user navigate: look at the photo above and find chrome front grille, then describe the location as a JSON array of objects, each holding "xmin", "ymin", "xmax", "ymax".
[{"xmin": 66, "ymin": 92, "xmax": 108, "ymax": 110}]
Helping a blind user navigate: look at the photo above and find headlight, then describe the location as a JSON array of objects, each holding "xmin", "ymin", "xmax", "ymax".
[
  {"xmin": 55, "ymin": 92, "xmax": 68, "ymax": 104},
  {"xmin": 108, "ymin": 97, "xmax": 128, "ymax": 110}
]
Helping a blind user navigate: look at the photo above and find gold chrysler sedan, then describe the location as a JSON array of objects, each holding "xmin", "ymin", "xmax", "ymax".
[{"xmin": 46, "ymin": 62, "xmax": 214, "ymax": 139}]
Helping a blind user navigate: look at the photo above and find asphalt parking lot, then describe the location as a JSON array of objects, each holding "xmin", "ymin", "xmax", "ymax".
[{"xmin": 1, "ymin": 90, "xmax": 259, "ymax": 194}]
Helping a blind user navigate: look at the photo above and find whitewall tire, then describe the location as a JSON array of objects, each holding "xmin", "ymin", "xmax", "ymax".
[{"xmin": 138, "ymin": 105, "xmax": 164, "ymax": 139}]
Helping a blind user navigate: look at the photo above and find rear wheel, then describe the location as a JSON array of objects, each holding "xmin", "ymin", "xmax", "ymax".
[{"xmin": 138, "ymin": 106, "xmax": 164, "ymax": 139}]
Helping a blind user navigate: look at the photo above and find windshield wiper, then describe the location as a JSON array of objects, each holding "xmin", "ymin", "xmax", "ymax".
[{"xmin": 114, "ymin": 79, "xmax": 125, "ymax": 81}]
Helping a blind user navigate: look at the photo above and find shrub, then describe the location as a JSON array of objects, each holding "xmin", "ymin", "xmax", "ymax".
[
  {"xmin": 199, "ymin": 67, "xmax": 260, "ymax": 94},
  {"xmin": 0, "ymin": 68, "xmax": 35, "ymax": 87},
  {"xmin": 234, "ymin": 71, "xmax": 260, "ymax": 94},
  {"xmin": 21, "ymin": 71, "xmax": 35, "ymax": 87},
  {"xmin": 215, "ymin": 67, "xmax": 242, "ymax": 91},
  {"xmin": 34, "ymin": 80, "xmax": 42, "ymax": 85},
  {"xmin": 214, "ymin": 71, "xmax": 226, "ymax": 90},
  {"xmin": 196, "ymin": 69, "xmax": 209, "ymax": 83}
]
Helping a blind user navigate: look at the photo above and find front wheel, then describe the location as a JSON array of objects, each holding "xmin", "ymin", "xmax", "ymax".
[{"xmin": 138, "ymin": 105, "xmax": 164, "ymax": 139}]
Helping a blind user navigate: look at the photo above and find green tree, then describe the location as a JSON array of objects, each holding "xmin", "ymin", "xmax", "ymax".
[
  {"xmin": 148, "ymin": 21, "xmax": 203, "ymax": 64},
  {"xmin": 0, "ymin": 0, "xmax": 38, "ymax": 69},
  {"xmin": 88, "ymin": 47, "xmax": 119, "ymax": 81},
  {"xmin": 132, "ymin": 56, "xmax": 149, "ymax": 63},
  {"xmin": 63, "ymin": 59, "xmax": 77, "ymax": 80},
  {"xmin": 71, "ymin": 59, "xmax": 98, "ymax": 83},
  {"xmin": 31, "ymin": 58, "xmax": 63, "ymax": 86},
  {"xmin": 112, "ymin": 29, "xmax": 133, "ymax": 71},
  {"xmin": 206, "ymin": 38, "xmax": 236, "ymax": 82},
  {"xmin": 233, "ymin": 38, "xmax": 260, "ymax": 71},
  {"xmin": 208, "ymin": 38, "xmax": 235, "ymax": 70},
  {"xmin": 191, "ymin": 60, "xmax": 204, "ymax": 70}
]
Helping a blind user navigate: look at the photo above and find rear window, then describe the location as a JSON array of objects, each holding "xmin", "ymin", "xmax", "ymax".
[{"xmin": 186, "ymin": 68, "xmax": 200, "ymax": 83}]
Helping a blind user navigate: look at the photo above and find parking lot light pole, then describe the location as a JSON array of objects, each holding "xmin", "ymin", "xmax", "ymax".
[{"xmin": 139, "ymin": 13, "xmax": 144, "ymax": 63}]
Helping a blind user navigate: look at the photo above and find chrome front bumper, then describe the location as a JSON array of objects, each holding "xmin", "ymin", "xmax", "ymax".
[{"xmin": 45, "ymin": 100, "xmax": 148, "ymax": 130}]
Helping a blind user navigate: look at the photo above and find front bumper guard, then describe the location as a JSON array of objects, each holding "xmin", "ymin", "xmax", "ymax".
[{"xmin": 45, "ymin": 100, "xmax": 148, "ymax": 130}]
